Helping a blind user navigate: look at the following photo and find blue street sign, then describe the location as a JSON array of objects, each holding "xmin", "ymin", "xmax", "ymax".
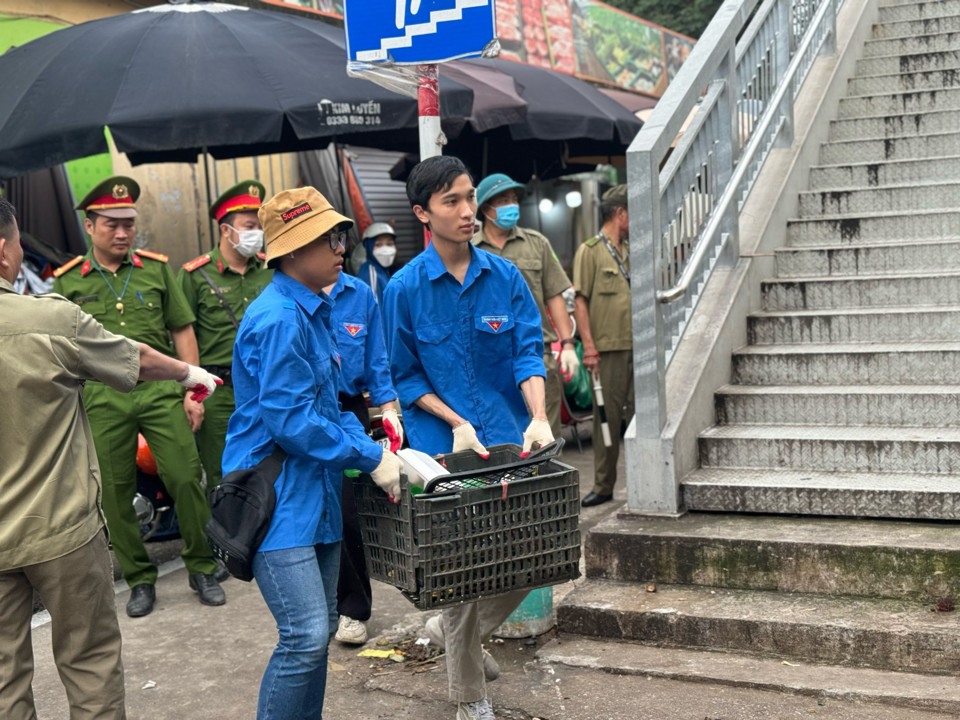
[{"xmin": 345, "ymin": 0, "xmax": 496, "ymax": 65}]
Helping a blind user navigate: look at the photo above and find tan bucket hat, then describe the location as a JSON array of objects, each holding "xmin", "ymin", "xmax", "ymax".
[{"xmin": 259, "ymin": 186, "xmax": 353, "ymax": 266}]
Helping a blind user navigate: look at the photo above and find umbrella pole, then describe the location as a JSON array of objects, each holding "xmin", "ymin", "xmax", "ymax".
[
  {"xmin": 417, "ymin": 64, "xmax": 443, "ymax": 160},
  {"xmin": 202, "ymin": 147, "xmax": 215, "ymax": 251}
]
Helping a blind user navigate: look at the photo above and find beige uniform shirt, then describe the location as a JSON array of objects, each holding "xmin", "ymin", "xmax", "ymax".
[
  {"xmin": 573, "ymin": 232, "xmax": 632, "ymax": 352},
  {"xmin": 0, "ymin": 279, "xmax": 139, "ymax": 570},
  {"xmin": 472, "ymin": 225, "xmax": 571, "ymax": 344}
]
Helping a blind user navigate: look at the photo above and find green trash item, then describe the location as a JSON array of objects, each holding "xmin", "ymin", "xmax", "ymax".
[
  {"xmin": 494, "ymin": 586, "xmax": 554, "ymax": 638},
  {"xmin": 562, "ymin": 341, "xmax": 592, "ymax": 411}
]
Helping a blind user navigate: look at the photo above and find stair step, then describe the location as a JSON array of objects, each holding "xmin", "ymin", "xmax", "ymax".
[
  {"xmin": 856, "ymin": 48, "xmax": 960, "ymax": 76},
  {"xmin": 872, "ymin": 15, "xmax": 960, "ymax": 40},
  {"xmin": 748, "ymin": 306, "xmax": 960, "ymax": 343},
  {"xmin": 682, "ymin": 467, "xmax": 960, "ymax": 519},
  {"xmin": 838, "ymin": 87, "xmax": 960, "ymax": 118},
  {"xmin": 538, "ymin": 637, "xmax": 960, "ymax": 716},
  {"xmin": 798, "ymin": 181, "xmax": 960, "ymax": 216},
  {"xmin": 731, "ymin": 342, "xmax": 960, "ymax": 384},
  {"xmin": 787, "ymin": 209, "xmax": 960, "ymax": 245},
  {"xmin": 848, "ymin": 68, "xmax": 960, "ymax": 95},
  {"xmin": 808, "ymin": 157, "xmax": 960, "ymax": 190},
  {"xmin": 761, "ymin": 272, "xmax": 960, "ymax": 310},
  {"xmin": 583, "ymin": 513, "xmax": 960, "ymax": 598},
  {"xmin": 699, "ymin": 424, "xmax": 960, "ymax": 474},
  {"xmin": 820, "ymin": 129, "xmax": 960, "ymax": 163},
  {"xmin": 877, "ymin": 0, "xmax": 960, "ymax": 23},
  {"xmin": 828, "ymin": 109, "xmax": 960, "ymax": 142},
  {"xmin": 556, "ymin": 580, "xmax": 960, "ymax": 673},
  {"xmin": 862, "ymin": 30, "xmax": 960, "ymax": 57},
  {"xmin": 715, "ymin": 384, "xmax": 960, "ymax": 426},
  {"xmin": 776, "ymin": 239, "xmax": 960, "ymax": 276}
]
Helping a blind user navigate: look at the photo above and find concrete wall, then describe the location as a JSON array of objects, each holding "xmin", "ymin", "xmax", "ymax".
[
  {"xmin": 1, "ymin": 1, "xmax": 300, "ymax": 267},
  {"xmin": 627, "ymin": 0, "xmax": 881, "ymax": 514}
]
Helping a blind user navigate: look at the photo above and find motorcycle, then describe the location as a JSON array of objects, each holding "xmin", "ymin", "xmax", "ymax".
[{"xmin": 134, "ymin": 434, "xmax": 181, "ymax": 541}]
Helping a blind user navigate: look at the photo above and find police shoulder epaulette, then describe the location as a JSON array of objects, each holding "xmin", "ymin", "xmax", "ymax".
[
  {"xmin": 182, "ymin": 254, "xmax": 212, "ymax": 272},
  {"xmin": 52, "ymin": 255, "xmax": 85, "ymax": 278},
  {"xmin": 583, "ymin": 235, "xmax": 602, "ymax": 247},
  {"xmin": 135, "ymin": 248, "xmax": 169, "ymax": 263}
]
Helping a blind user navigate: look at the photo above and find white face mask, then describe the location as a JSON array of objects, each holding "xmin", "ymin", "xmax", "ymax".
[
  {"xmin": 227, "ymin": 226, "xmax": 264, "ymax": 258},
  {"xmin": 372, "ymin": 245, "xmax": 397, "ymax": 268}
]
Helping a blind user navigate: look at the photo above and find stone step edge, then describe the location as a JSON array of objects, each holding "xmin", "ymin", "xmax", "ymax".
[
  {"xmin": 751, "ymin": 305, "xmax": 960, "ymax": 318},
  {"xmin": 776, "ymin": 238, "xmax": 960, "ymax": 252},
  {"xmin": 821, "ymin": 128, "xmax": 960, "ymax": 145},
  {"xmin": 788, "ymin": 208, "xmax": 960, "ymax": 223},
  {"xmin": 716, "ymin": 383, "xmax": 960, "ymax": 394},
  {"xmin": 681, "ymin": 466, "xmax": 960, "ymax": 490},
  {"xmin": 811, "ymin": 154, "xmax": 960, "ymax": 172},
  {"xmin": 856, "ymin": 47, "xmax": 960, "ymax": 63},
  {"xmin": 735, "ymin": 341, "xmax": 960, "ymax": 354},
  {"xmin": 698, "ymin": 423, "xmax": 960, "ymax": 441},
  {"xmin": 537, "ymin": 637, "xmax": 960, "ymax": 715},
  {"xmin": 799, "ymin": 179, "xmax": 960, "ymax": 196},
  {"xmin": 851, "ymin": 67, "xmax": 960, "ymax": 82},
  {"xmin": 830, "ymin": 107, "xmax": 960, "ymax": 123},
  {"xmin": 762, "ymin": 269, "xmax": 960, "ymax": 283}
]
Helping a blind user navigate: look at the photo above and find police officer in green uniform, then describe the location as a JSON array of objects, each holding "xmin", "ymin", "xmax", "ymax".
[
  {"xmin": 472, "ymin": 173, "xmax": 580, "ymax": 438},
  {"xmin": 573, "ymin": 184, "xmax": 635, "ymax": 507},
  {"xmin": 177, "ymin": 181, "xmax": 273, "ymax": 491},
  {"xmin": 52, "ymin": 176, "xmax": 225, "ymax": 617}
]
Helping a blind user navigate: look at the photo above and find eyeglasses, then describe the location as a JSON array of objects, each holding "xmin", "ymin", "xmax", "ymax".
[{"xmin": 320, "ymin": 229, "xmax": 348, "ymax": 251}]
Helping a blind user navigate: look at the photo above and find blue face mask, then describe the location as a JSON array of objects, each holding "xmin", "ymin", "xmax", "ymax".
[{"xmin": 490, "ymin": 204, "xmax": 520, "ymax": 230}]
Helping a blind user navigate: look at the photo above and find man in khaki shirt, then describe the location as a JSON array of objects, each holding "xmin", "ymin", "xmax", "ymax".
[
  {"xmin": 472, "ymin": 172, "xmax": 579, "ymax": 437},
  {"xmin": 0, "ymin": 198, "xmax": 220, "ymax": 719},
  {"xmin": 573, "ymin": 184, "xmax": 634, "ymax": 507}
]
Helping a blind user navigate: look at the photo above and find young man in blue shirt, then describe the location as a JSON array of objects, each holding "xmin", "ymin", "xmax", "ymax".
[
  {"xmin": 382, "ymin": 155, "xmax": 553, "ymax": 720},
  {"xmin": 324, "ymin": 272, "xmax": 404, "ymax": 646}
]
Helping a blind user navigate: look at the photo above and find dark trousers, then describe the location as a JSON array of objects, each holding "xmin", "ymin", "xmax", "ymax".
[{"xmin": 338, "ymin": 392, "xmax": 373, "ymax": 621}]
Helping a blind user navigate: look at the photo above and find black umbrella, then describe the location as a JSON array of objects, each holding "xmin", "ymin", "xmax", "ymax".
[{"xmin": 0, "ymin": 1, "xmax": 476, "ymax": 178}]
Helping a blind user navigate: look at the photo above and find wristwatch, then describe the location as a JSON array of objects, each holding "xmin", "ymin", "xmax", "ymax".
[{"xmin": 560, "ymin": 338, "xmax": 576, "ymax": 348}]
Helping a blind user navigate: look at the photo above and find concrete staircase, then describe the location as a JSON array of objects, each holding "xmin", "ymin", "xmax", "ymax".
[{"xmin": 551, "ymin": 0, "xmax": 960, "ymax": 709}]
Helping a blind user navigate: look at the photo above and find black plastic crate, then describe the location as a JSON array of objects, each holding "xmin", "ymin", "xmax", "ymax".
[{"xmin": 353, "ymin": 445, "xmax": 581, "ymax": 610}]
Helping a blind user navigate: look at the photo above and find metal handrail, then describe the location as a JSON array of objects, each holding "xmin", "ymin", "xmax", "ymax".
[{"xmin": 657, "ymin": 0, "xmax": 836, "ymax": 303}]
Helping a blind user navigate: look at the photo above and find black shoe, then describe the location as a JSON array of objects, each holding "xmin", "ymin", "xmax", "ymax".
[
  {"xmin": 581, "ymin": 492, "xmax": 613, "ymax": 507},
  {"xmin": 189, "ymin": 573, "xmax": 226, "ymax": 606},
  {"xmin": 214, "ymin": 560, "xmax": 231, "ymax": 583},
  {"xmin": 126, "ymin": 584, "xmax": 156, "ymax": 618}
]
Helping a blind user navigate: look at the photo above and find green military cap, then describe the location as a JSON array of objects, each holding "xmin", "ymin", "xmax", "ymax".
[
  {"xmin": 210, "ymin": 180, "xmax": 266, "ymax": 221},
  {"xmin": 76, "ymin": 176, "xmax": 140, "ymax": 218},
  {"xmin": 601, "ymin": 184, "xmax": 628, "ymax": 208}
]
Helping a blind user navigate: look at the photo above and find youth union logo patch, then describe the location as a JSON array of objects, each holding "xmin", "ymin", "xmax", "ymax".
[{"xmin": 482, "ymin": 315, "xmax": 508, "ymax": 332}]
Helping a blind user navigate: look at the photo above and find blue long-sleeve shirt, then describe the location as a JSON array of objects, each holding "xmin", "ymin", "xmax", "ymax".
[
  {"xmin": 328, "ymin": 273, "xmax": 397, "ymax": 405},
  {"xmin": 223, "ymin": 271, "xmax": 383, "ymax": 551},
  {"xmin": 382, "ymin": 243, "xmax": 545, "ymax": 456}
]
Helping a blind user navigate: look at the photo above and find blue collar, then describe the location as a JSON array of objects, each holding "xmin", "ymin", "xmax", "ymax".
[
  {"xmin": 274, "ymin": 271, "xmax": 327, "ymax": 316},
  {"xmin": 423, "ymin": 242, "xmax": 490, "ymax": 285}
]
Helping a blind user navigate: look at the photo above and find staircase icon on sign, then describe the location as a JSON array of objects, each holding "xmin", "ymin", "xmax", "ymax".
[{"xmin": 356, "ymin": 0, "xmax": 490, "ymax": 62}]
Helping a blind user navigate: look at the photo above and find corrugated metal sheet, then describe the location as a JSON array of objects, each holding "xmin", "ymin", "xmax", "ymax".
[{"xmin": 343, "ymin": 146, "xmax": 423, "ymax": 266}]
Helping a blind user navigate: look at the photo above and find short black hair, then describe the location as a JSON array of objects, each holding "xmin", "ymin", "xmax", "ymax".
[
  {"xmin": 406, "ymin": 155, "xmax": 472, "ymax": 211},
  {"xmin": 600, "ymin": 202, "xmax": 623, "ymax": 223},
  {"xmin": 0, "ymin": 197, "xmax": 16, "ymax": 240}
]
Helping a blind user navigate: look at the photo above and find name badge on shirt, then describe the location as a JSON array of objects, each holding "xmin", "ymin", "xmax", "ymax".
[{"xmin": 482, "ymin": 315, "xmax": 508, "ymax": 332}]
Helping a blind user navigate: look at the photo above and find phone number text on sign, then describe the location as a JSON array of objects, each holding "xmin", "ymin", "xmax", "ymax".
[{"xmin": 317, "ymin": 100, "xmax": 383, "ymax": 126}]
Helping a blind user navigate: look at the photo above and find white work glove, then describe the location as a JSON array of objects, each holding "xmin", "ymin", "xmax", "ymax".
[
  {"xmin": 452, "ymin": 421, "xmax": 490, "ymax": 458},
  {"xmin": 177, "ymin": 364, "xmax": 222, "ymax": 403},
  {"xmin": 370, "ymin": 448, "xmax": 402, "ymax": 503},
  {"xmin": 522, "ymin": 418, "xmax": 554, "ymax": 456},
  {"xmin": 559, "ymin": 346, "xmax": 580, "ymax": 381},
  {"xmin": 381, "ymin": 408, "xmax": 404, "ymax": 452}
]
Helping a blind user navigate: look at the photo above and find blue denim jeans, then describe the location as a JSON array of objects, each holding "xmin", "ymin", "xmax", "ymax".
[{"xmin": 253, "ymin": 543, "xmax": 340, "ymax": 720}]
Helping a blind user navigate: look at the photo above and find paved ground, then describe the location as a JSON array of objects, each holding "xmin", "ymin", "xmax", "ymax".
[{"xmin": 26, "ymin": 431, "xmax": 958, "ymax": 719}]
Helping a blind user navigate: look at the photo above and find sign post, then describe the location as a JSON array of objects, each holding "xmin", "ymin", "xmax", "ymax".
[{"xmin": 344, "ymin": 0, "xmax": 497, "ymax": 160}]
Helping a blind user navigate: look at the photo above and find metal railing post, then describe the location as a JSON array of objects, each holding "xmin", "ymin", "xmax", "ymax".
[
  {"xmin": 775, "ymin": 0, "xmax": 795, "ymax": 147},
  {"xmin": 821, "ymin": 0, "xmax": 838, "ymax": 55},
  {"xmin": 715, "ymin": 51, "xmax": 740, "ymax": 267}
]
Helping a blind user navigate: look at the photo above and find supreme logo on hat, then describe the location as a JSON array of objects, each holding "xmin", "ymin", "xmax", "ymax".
[{"xmin": 281, "ymin": 202, "xmax": 313, "ymax": 223}]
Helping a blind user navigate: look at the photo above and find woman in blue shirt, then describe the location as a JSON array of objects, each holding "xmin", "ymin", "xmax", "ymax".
[
  {"xmin": 356, "ymin": 221, "xmax": 397, "ymax": 305},
  {"xmin": 223, "ymin": 187, "xmax": 401, "ymax": 720}
]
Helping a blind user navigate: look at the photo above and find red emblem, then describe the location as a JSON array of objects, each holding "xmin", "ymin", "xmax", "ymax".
[
  {"xmin": 344, "ymin": 323, "xmax": 363, "ymax": 337},
  {"xmin": 131, "ymin": 253, "xmax": 143, "ymax": 268},
  {"xmin": 486, "ymin": 320, "xmax": 503, "ymax": 332},
  {"xmin": 80, "ymin": 260, "xmax": 92, "ymax": 277}
]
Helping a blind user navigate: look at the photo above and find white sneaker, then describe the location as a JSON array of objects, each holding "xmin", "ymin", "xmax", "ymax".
[
  {"xmin": 423, "ymin": 615, "xmax": 500, "ymax": 681},
  {"xmin": 335, "ymin": 615, "xmax": 368, "ymax": 645},
  {"xmin": 456, "ymin": 698, "xmax": 496, "ymax": 720}
]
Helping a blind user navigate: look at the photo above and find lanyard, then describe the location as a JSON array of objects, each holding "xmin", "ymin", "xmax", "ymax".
[
  {"xmin": 599, "ymin": 232, "xmax": 630, "ymax": 286},
  {"xmin": 93, "ymin": 262, "xmax": 134, "ymax": 313}
]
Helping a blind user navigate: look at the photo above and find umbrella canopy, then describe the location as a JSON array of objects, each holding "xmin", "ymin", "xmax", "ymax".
[{"xmin": 0, "ymin": 1, "xmax": 479, "ymax": 178}]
